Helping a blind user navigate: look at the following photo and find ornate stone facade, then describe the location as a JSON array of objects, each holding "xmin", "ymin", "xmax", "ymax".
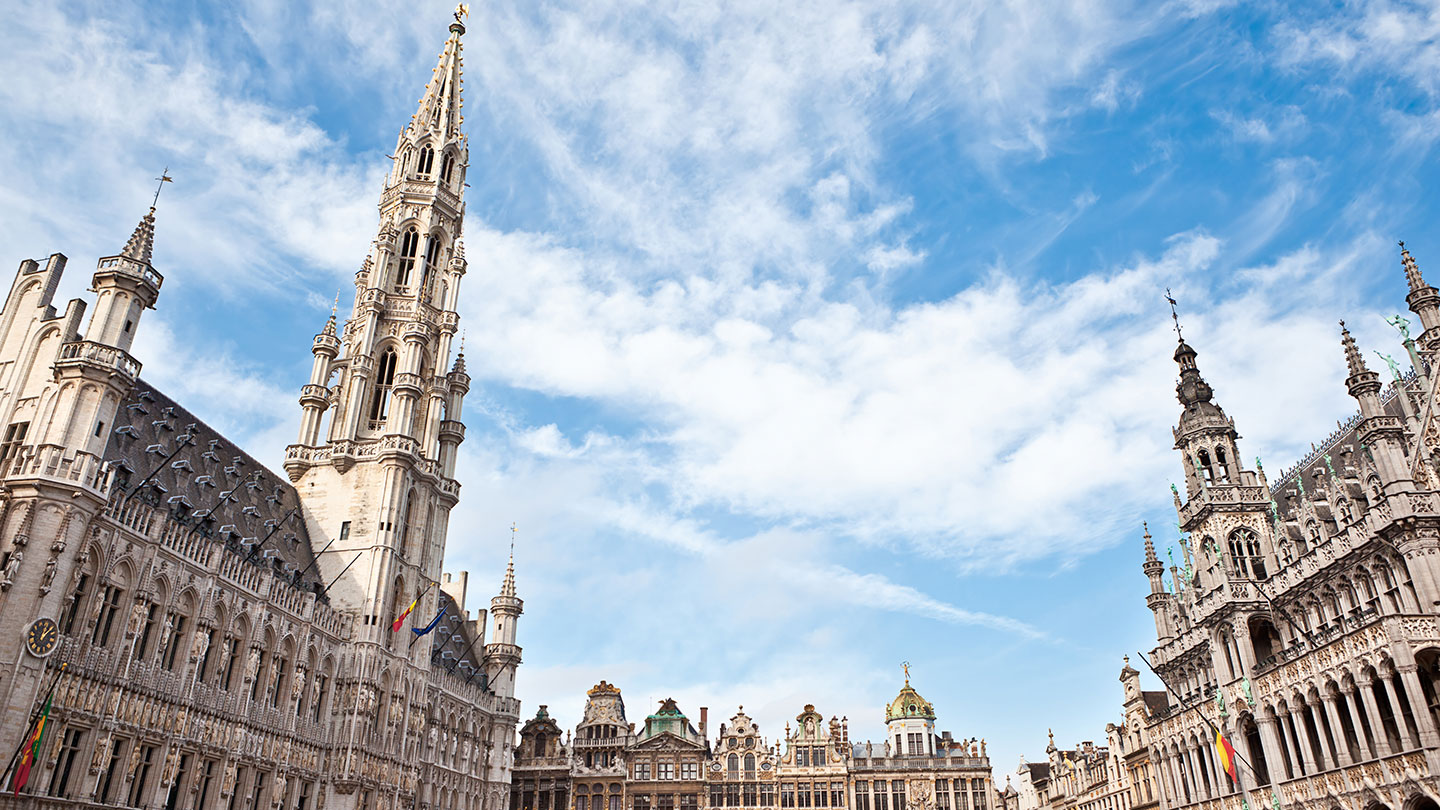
[
  {"xmin": 1132, "ymin": 247, "xmax": 1440, "ymax": 810},
  {"xmin": 1013, "ymin": 663, "xmax": 1162, "ymax": 810},
  {"xmin": 512, "ymin": 679, "xmax": 997, "ymax": 810},
  {"xmin": 0, "ymin": 10, "xmax": 521, "ymax": 810}
]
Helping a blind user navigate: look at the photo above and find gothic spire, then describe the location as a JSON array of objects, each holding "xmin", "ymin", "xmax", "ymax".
[
  {"xmin": 500, "ymin": 550, "xmax": 516, "ymax": 598},
  {"xmin": 1400, "ymin": 241, "xmax": 1440, "ymax": 337},
  {"xmin": 1402, "ymin": 240, "xmax": 1427, "ymax": 293},
  {"xmin": 1340, "ymin": 320, "xmax": 1369, "ymax": 379},
  {"xmin": 410, "ymin": 9, "xmax": 467, "ymax": 141},
  {"xmin": 120, "ymin": 207, "xmax": 157, "ymax": 266},
  {"xmin": 1341, "ymin": 320, "xmax": 1383, "ymax": 414}
]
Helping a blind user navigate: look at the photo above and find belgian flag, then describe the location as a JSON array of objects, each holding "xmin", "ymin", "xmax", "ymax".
[
  {"xmin": 1214, "ymin": 729, "xmax": 1238, "ymax": 784},
  {"xmin": 11, "ymin": 691, "xmax": 52, "ymax": 796}
]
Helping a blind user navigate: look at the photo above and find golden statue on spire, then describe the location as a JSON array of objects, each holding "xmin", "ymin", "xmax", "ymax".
[{"xmin": 455, "ymin": 3, "xmax": 469, "ymax": 22}]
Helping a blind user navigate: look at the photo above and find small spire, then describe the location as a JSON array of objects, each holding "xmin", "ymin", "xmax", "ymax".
[
  {"xmin": 452, "ymin": 330, "xmax": 467, "ymax": 374},
  {"xmin": 1401, "ymin": 240, "xmax": 1427, "ymax": 294},
  {"xmin": 120, "ymin": 207, "xmax": 158, "ymax": 265},
  {"xmin": 500, "ymin": 523, "xmax": 517, "ymax": 597},
  {"xmin": 1143, "ymin": 522, "xmax": 1158, "ymax": 563},
  {"xmin": 1340, "ymin": 321, "xmax": 1370, "ymax": 378}
]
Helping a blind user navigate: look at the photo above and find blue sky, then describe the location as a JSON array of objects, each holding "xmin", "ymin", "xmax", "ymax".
[{"xmin": 4, "ymin": 0, "xmax": 1440, "ymax": 778}]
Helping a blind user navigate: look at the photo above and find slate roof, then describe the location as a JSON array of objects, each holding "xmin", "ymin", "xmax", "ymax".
[
  {"xmin": 427, "ymin": 588, "xmax": 489, "ymax": 688},
  {"xmin": 1142, "ymin": 690, "xmax": 1170, "ymax": 715},
  {"xmin": 103, "ymin": 379, "xmax": 323, "ymax": 592}
]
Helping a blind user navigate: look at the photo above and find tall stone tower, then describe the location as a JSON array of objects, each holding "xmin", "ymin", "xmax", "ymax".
[
  {"xmin": 284, "ymin": 12, "xmax": 473, "ymax": 649},
  {"xmin": 0, "ymin": 206, "xmax": 164, "ymax": 745}
]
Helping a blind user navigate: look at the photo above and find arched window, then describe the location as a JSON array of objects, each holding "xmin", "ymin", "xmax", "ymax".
[
  {"xmin": 397, "ymin": 227, "xmax": 420, "ymax": 288},
  {"xmin": 441, "ymin": 151, "xmax": 456, "ymax": 183},
  {"xmin": 418, "ymin": 145, "xmax": 435, "ymax": 178},
  {"xmin": 399, "ymin": 488, "xmax": 416, "ymax": 553},
  {"xmin": 727, "ymin": 754, "xmax": 738, "ymax": 775},
  {"xmin": 1197, "ymin": 450, "xmax": 1214, "ymax": 484},
  {"xmin": 744, "ymin": 753, "xmax": 755, "ymax": 776},
  {"xmin": 424, "ymin": 236, "xmax": 443, "ymax": 279},
  {"xmin": 368, "ymin": 349, "xmax": 399, "ymax": 428},
  {"xmin": 1215, "ymin": 447, "xmax": 1231, "ymax": 483}
]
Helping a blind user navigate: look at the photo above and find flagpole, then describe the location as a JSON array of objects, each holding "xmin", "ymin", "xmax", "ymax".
[
  {"xmin": 1135, "ymin": 651, "xmax": 1260, "ymax": 782},
  {"xmin": 0, "ymin": 661, "xmax": 66, "ymax": 792}
]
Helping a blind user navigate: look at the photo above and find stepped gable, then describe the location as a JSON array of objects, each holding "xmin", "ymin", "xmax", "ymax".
[{"xmin": 103, "ymin": 379, "xmax": 323, "ymax": 591}]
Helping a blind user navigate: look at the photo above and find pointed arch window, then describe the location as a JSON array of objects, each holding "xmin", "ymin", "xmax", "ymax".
[
  {"xmin": 441, "ymin": 151, "xmax": 456, "ymax": 183},
  {"xmin": 1214, "ymin": 447, "xmax": 1231, "ymax": 483},
  {"xmin": 368, "ymin": 349, "xmax": 399, "ymax": 429},
  {"xmin": 418, "ymin": 145, "xmax": 435, "ymax": 178},
  {"xmin": 424, "ymin": 236, "xmax": 443, "ymax": 281},
  {"xmin": 396, "ymin": 227, "xmax": 420, "ymax": 289},
  {"xmin": 1196, "ymin": 449, "xmax": 1214, "ymax": 484}
]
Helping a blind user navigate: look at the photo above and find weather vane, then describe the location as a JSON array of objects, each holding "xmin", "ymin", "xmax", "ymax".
[
  {"xmin": 455, "ymin": 3, "xmax": 469, "ymax": 22},
  {"xmin": 510, "ymin": 521, "xmax": 517, "ymax": 556},
  {"xmin": 1165, "ymin": 288, "xmax": 1183, "ymax": 341},
  {"xmin": 151, "ymin": 167, "xmax": 173, "ymax": 209}
]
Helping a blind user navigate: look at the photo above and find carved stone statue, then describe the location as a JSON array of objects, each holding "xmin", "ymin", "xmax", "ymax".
[
  {"xmin": 1, "ymin": 548, "xmax": 23, "ymax": 591},
  {"xmin": 39, "ymin": 556, "xmax": 57, "ymax": 594}
]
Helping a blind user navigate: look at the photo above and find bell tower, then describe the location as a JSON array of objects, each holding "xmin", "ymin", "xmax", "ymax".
[{"xmin": 285, "ymin": 12, "xmax": 471, "ymax": 644}]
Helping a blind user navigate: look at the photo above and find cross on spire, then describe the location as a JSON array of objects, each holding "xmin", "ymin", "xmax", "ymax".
[
  {"xmin": 151, "ymin": 168, "xmax": 173, "ymax": 209},
  {"xmin": 1165, "ymin": 288, "xmax": 1183, "ymax": 342}
]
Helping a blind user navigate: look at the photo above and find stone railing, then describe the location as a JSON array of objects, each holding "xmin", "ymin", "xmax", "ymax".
[
  {"xmin": 5, "ymin": 443, "xmax": 110, "ymax": 493},
  {"xmin": 96, "ymin": 253, "xmax": 163, "ymax": 288},
  {"xmin": 56, "ymin": 339, "xmax": 142, "ymax": 379}
]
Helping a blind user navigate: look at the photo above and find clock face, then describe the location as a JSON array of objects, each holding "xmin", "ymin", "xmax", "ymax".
[{"xmin": 25, "ymin": 618, "xmax": 58, "ymax": 658}]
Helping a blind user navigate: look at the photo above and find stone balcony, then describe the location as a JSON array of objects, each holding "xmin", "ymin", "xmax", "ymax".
[{"xmin": 55, "ymin": 339, "xmax": 141, "ymax": 382}]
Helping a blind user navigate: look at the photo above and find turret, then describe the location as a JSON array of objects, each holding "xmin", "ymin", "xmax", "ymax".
[
  {"xmin": 1342, "ymin": 322, "xmax": 1413, "ymax": 492},
  {"xmin": 486, "ymin": 551, "xmax": 523, "ymax": 696},
  {"xmin": 1141, "ymin": 524, "xmax": 1173, "ymax": 642},
  {"xmin": 83, "ymin": 207, "xmax": 163, "ymax": 352},
  {"xmin": 1401, "ymin": 241, "xmax": 1440, "ymax": 341},
  {"xmin": 1172, "ymin": 338, "xmax": 1244, "ymax": 496},
  {"xmin": 295, "ymin": 307, "xmax": 340, "ymax": 446}
]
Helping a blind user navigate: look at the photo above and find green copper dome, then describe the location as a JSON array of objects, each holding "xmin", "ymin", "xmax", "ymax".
[{"xmin": 885, "ymin": 680, "xmax": 936, "ymax": 722}]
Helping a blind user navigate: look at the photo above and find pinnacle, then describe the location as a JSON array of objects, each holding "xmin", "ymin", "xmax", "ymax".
[
  {"xmin": 1340, "ymin": 320, "xmax": 1370, "ymax": 379},
  {"xmin": 120, "ymin": 207, "xmax": 157, "ymax": 265},
  {"xmin": 1401, "ymin": 240, "xmax": 1427, "ymax": 293},
  {"xmin": 500, "ymin": 552, "xmax": 517, "ymax": 597},
  {"xmin": 1142, "ymin": 522, "xmax": 1158, "ymax": 563}
]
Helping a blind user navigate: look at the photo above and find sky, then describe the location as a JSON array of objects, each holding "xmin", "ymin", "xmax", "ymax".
[{"xmin": 4, "ymin": 0, "xmax": 1440, "ymax": 780}]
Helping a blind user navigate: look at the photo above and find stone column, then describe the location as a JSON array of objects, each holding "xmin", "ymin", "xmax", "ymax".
[
  {"xmin": 1287, "ymin": 707, "xmax": 1318, "ymax": 775},
  {"xmin": 1380, "ymin": 674, "xmax": 1422, "ymax": 751},
  {"xmin": 1339, "ymin": 688, "xmax": 1373, "ymax": 761},
  {"xmin": 1356, "ymin": 677, "xmax": 1393, "ymax": 758},
  {"xmin": 1304, "ymin": 700, "xmax": 1335, "ymax": 771},
  {"xmin": 1321, "ymin": 696, "xmax": 1353, "ymax": 766},
  {"xmin": 1398, "ymin": 666, "xmax": 1440, "ymax": 748},
  {"xmin": 1256, "ymin": 715, "xmax": 1287, "ymax": 783}
]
